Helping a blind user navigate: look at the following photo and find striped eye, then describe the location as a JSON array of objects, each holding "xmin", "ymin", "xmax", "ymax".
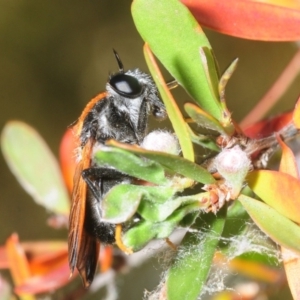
[{"xmin": 109, "ymin": 73, "xmax": 143, "ymax": 98}]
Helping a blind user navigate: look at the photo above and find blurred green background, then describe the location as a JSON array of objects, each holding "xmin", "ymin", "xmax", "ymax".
[{"xmin": 0, "ymin": 0, "xmax": 299, "ymax": 299}]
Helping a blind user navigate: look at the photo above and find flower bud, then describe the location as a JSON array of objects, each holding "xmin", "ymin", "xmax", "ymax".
[
  {"xmin": 215, "ymin": 145, "xmax": 251, "ymax": 199},
  {"xmin": 141, "ymin": 130, "xmax": 181, "ymax": 155}
]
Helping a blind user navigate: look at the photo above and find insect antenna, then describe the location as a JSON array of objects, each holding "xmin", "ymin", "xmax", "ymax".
[{"xmin": 112, "ymin": 49, "xmax": 124, "ymax": 73}]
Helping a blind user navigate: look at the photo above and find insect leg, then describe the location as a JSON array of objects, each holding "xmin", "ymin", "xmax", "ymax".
[
  {"xmin": 81, "ymin": 167, "xmax": 131, "ymax": 244},
  {"xmin": 81, "ymin": 167, "xmax": 130, "ymax": 201}
]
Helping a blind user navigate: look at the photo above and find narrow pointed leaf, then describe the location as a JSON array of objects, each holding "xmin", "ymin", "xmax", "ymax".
[
  {"xmin": 220, "ymin": 200, "xmax": 250, "ymax": 247},
  {"xmin": 239, "ymin": 195, "xmax": 300, "ymax": 254},
  {"xmin": 106, "ymin": 140, "xmax": 215, "ymax": 184},
  {"xmin": 185, "ymin": 102, "xmax": 225, "ymax": 134},
  {"xmin": 247, "ymin": 170, "xmax": 300, "ymax": 223},
  {"xmin": 199, "ymin": 47, "xmax": 220, "ymax": 101},
  {"xmin": 5, "ymin": 234, "xmax": 31, "ymax": 286},
  {"xmin": 187, "ymin": 125, "xmax": 219, "ymax": 152},
  {"xmin": 219, "ymin": 58, "xmax": 239, "ymax": 98},
  {"xmin": 144, "ymin": 44, "xmax": 194, "ymax": 161},
  {"xmin": 218, "ymin": 58, "xmax": 238, "ymax": 133},
  {"xmin": 94, "ymin": 146, "xmax": 168, "ymax": 185},
  {"xmin": 228, "ymin": 256, "xmax": 281, "ymax": 283},
  {"xmin": 5, "ymin": 234, "xmax": 36, "ymax": 300},
  {"xmin": 166, "ymin": 207, "xmax": 226, "ymax": 300},
  {"xmin": 1, "ymin": 121, "xmax": 69, "ymax": 215},
  {"xmin": 132, "ymin": 0, "xmax": 222, "ymax": 120}
]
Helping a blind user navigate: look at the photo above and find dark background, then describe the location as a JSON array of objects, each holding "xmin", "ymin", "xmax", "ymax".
[{"xmin": 0, "ymin": 1, "xmax": 299, "ymax": 299}]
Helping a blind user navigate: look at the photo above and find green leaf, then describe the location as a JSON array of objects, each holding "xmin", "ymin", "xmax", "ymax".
[
  {"xmin": 220, "ymin": 200, "xmax": 250, "ymax": 248},
  {"xmin": 185, "ymin": 102, "xmax": 226, "ymax": 134},
  {"xmin": 187, "ymin": 125, "xmax": 219, "ymax": 152},
  {"xmin": 166, "ymin": 206, "xmax": 227, "ymax": 300},
  {"xmin": 218, "ymin": 58, "xmax": 238, "ymax": 101},
  {"xmin": 102, "ymin": 184, "xmax": 187, "ymax": 224},
  {"xmin": 179, "ymin": 211, "xmax": 200, "ymax": 227},
  {"xmin": 239, "ymin": 194, "xmax": 300, "ymax": 254},
  {"xmin": 1, "ymin": 121, "xmax": 69, "ymax": 215},
  {"xmin": 137, "ymin": 186, "xmax": 179, "ymax": 222},
  {"xmin": 139, "ymin": 189, "xmax": 211, "ymax": 222},
  {"xmin": 199, "ymin": 47, "xmax": 220, "ymax": 103},
  {"xmin": 106, "ymin": 140, "xmax": 215, "ymax": 184},
  {"xmin": 94, "ymin": 146, "xmax": 168, "ymax": 185},
  {"xmin": 144, "ymin": 44, "xmax": 194, "ymax": 161},
  {"xmin": 101, "ymin": 184, "xmax": 143, "ymax": 223},
  {"xmin": 132, "ymin": 0, "xmax": 222, "ymax": 120},
  {"xmin": 123, "ymin": 203, "xmax": 200, "ymax": 251},
  {"xmin": 133, "ymin": 151, "xmax": 215, "ymax": 184},
  {"xmin": 218, "ymin": 58, "xmax": 238, "ymax": 133},
  {"xmin": 123, "ymin": 220, "xmax": 157, "ymax": 250}
]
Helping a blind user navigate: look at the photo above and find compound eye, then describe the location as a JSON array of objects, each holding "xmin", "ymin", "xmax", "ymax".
[{"xmin": 109, "ymin": 74, "xmax": 143, "ymax": 98}]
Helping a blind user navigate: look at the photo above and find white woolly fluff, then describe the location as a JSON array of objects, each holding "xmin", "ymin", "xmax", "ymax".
[
  {"xmin": 215, "ymin": 145, "xmax": 251, "ymax": 175},
  {"xmin": 144, "ymin": 223, "xmax": 281, "ymax": 300},
  {"xmin": 141, "ymin": 130, "xmax": 181, "ymax": 155}
]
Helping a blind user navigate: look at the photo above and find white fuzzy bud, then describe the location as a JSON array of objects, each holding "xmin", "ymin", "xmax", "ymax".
[
  {"xmin": 141, "ymin": 130, "xmax": 181, "ymax": 155},
  {"xmin": 215, "ymin": 145, "xmax": 251, "ymax": 199}
]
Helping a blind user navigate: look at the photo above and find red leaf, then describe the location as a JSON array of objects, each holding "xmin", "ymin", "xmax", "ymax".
[
  {"xmin": 59, "ymin": 128, "xmax": 77, "ymax": 192},
  {"xmin": 0, "ymin": 247, "xmax": 9, "ymax": 269},
  {"xmin": 181, "ymin": 0, "xmax": 300, "ymax": 41},
  {"xmin": 5, "ymin": 234, "xmax": 31, "ymax": 286},
  {"xmin": 243, "ymin": 111, "xmax": 293, "ymax": 138},
  {"xmin": 27, "ymin": 248, "xmax": 68, "ymax": 276},
  {"xmin": 1, "ymin": 239, "xmax": 72, "ymax": 295},
  {"xmin": 1, "ymin": 241, "xmax": 68, "ymax": 275},
  {"xmin": 15, "ymin": 263, "xmax": 72, "ymax": 295}
]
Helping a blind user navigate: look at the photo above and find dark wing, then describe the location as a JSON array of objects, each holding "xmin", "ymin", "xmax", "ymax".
[
  {"xmin": 75, "ymin": 229, "xmax": 100, "ymax": 287},
  {"xmin": 68, "ymin": 138, "xmax": 100, "ymax": 287}
]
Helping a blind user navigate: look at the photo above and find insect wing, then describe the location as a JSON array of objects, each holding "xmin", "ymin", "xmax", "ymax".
[
  {"xmin": 68, "ymin": 138, "xmax": 99, "ymax": 286},
  {"xmin": 76, "ymin": 230, "xmax": 100, "ymax": 287}
]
